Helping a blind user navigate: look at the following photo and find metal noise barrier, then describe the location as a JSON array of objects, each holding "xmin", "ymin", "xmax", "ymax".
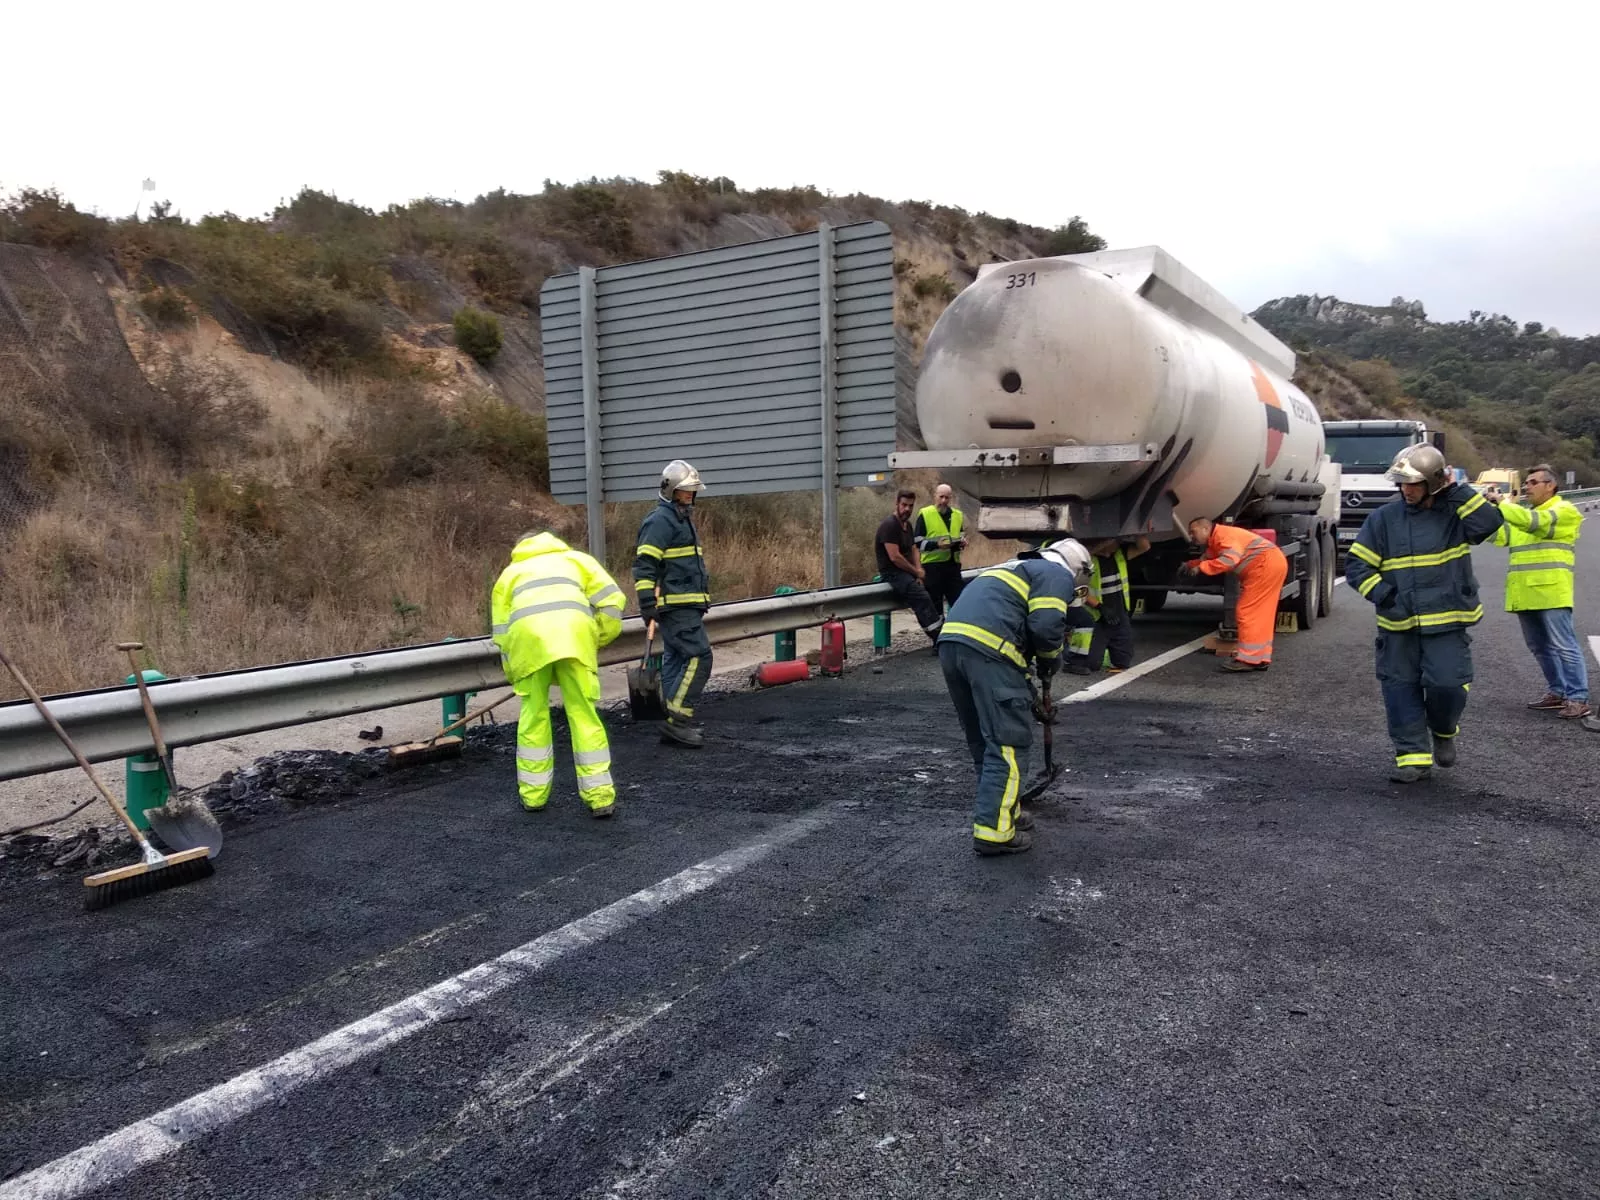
[{"xmin": 0, "ymin": 572, "xmax": 976, "ymax": 783}]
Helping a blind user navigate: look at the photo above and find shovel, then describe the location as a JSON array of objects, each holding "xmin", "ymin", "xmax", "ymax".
[
  {"xmin": 627, "ymin": 621, "xmax": 666, "ymax": 721},
  {"xmin": 117, "ymin": 642, "xmax": 224, "ymax": 859}
]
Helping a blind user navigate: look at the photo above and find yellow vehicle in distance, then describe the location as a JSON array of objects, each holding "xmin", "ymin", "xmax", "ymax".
[{"xmin": 1474, "ymin": 468, "xmax": 1523, "ymax": 500}]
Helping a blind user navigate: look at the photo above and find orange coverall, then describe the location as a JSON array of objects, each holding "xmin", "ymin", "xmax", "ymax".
[{"xmin": 1187, "ymin": 524, "xmax": 1289, "ymax": 666}]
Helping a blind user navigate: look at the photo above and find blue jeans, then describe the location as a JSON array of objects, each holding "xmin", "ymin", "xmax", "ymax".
[{"xmin": 1516, "ymin": 608, "xmax": 1589, "ymax": 702}]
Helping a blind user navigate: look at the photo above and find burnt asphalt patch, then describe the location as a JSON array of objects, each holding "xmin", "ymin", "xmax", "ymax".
[{"xmin": 3, "ymin": 558, "xmax": 1598, "ymax": 1198}]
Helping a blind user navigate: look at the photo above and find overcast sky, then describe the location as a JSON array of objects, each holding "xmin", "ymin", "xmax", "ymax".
[{"xmin": 8, "ymin": 1, "xmax": 1598, "ymax": 334}]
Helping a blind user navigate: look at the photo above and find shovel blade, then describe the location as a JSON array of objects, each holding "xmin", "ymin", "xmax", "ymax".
[
  {"xmin": 1020, "ymin": 763, "xmax": 1063, "ymax": 805},
  {"xmin": 145, "ymin": 792, "xmax": 224, "ymax": 859},
  {"xmin": 627, "ymin": 663, "xmax": 666, "ymax": 722}
]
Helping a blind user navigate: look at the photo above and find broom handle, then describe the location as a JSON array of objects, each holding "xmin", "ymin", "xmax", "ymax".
[
  {"xmin": 118, "ymin": 643, "xmax": 181, "ymax": 795},
  {"xmin": 426, "ymin": 690, "xmax": 516, "ymax": 747},
  {"xmin": 0, "ymin": 644, "xmax": 151, "ymax": 846}
]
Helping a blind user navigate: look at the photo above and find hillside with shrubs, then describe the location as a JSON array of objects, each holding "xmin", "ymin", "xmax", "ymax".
[{"xmin": 0, "ymin": 175, "xmax": 1105, "ymax": 694}]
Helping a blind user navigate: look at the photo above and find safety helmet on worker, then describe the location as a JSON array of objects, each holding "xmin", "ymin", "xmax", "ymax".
[
  {"xmin": 659, "ymin": 459, "xmax": 704, "ymax": 503},
  {"xmin": 1385, "ymin": 444, "xmax": 1450, "ymax": 493},
  {"xmin": 1037, "ymin": 537, "xmax": 1091, "ymax": 581}
]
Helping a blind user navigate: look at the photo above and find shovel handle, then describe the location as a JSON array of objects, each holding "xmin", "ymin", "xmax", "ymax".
[
  {"xmin": 120, "ymin": 646, "xmax": 181, "ymax": 798},
  {"xmin": 643, "ymin": 620, "xmax": 658, "ymax": 663}
]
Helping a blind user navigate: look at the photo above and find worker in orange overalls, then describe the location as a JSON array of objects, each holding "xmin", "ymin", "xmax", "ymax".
[{"xmin": 1180, "ymin": 517, "xmax": 1289, "ymax": 672}]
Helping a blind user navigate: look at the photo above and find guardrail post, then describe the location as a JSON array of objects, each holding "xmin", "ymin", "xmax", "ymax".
[
  {"xmin": 872, "ymin": 575, "xmax": 892, "ymax": 655},
  {"xmin": 440, "ymin": 637, "xmax": 476, "ymax": 730},
  {"xmin": 772, "ymin": 586, "xmax": 798, "ymax": 660},
  {"xmin": 123, "ymin": 668, "xmax": 168, "ymax": 830}
]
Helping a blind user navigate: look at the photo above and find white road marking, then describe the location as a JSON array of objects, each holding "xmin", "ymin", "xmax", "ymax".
[
  {"xmin": 0, "ymin": 811, "xmax": 834, "ymax": 1200},
  {"xmin": 1066, "ymin": 577, "xmax": 1347, "ymax": 705},
  {"xmin": 1589, "ymin": 636, "xmax": 1600, "ymax": 669}
]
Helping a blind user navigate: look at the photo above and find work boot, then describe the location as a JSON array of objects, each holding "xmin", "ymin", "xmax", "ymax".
[
  {"xmin": 1065, "ymin": 658, "xmax": 1093, "ymax": 676},
  {"xmin": 660, "ymin": 717, "xmax": 704, "ymax": 749},
  {"xmin": 1388, "ymin": 765, "xmax": 1432, "ymax": 784},
  {"xmin": 1583, "ymin": 714, "xmax": 1600, "ymax": 734},
  {"xmin": 1220, "ymin": 658, "xmax": 1267, "ymax": 673},
  {"xmin": 974, "ymin": 830, "xmax": 1033, "ymax": 856},
  {"xmin": 1014, "ymin": 808, "xmax": 1036, "ymax": 832},
  {"xmin": 1432, "ymin": 734, "xmax": 1457, "ymax": 768},
  {"xmin": 1528, "ymin": 692, "xmax": 1564, "ymax": 710},
  {"xmin": 1558, "ymin": 700, "xmax": 1592, "ymax": 719},
  {"xmin": 590, "ymin": 802, "xmax": 615, "ymax": 820}
]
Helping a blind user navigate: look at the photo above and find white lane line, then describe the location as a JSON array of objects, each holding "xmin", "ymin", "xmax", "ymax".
[
  {"xmin": 1589, "ymin": 636, "xmax": 1600, "ymax": 669},
  {"xmin": 1064, "ymin": 578, "xmax": 1347, "ymax": 705},
  {"xmin": 0, "ymin": 811, "xmax": 834, "ymax": 1200}
]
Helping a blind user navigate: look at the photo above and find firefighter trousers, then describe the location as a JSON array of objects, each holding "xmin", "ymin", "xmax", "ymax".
[
  {"xmin": 514, "ymin": 657, "xmax": 615, "ymax": 811},
  {"xmin": 658, "ymin": 607, "xmax": 712, "ymax": 722},
  {"xmin": 1375, "ymin": 628, "xmax": 1472, "ymax": 769},
  {"xmin": 939, "ymin": 641, "xmax": 1032, "ymax": 845},
  {"xmin": 1090, "ymin": 593, "xmax": 1135, "ymax": 669}
]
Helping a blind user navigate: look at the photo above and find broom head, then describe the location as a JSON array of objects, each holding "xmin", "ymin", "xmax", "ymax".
[
  {"xmin": 386, "ymin": 734, "xmax": 464, "ymax": 770},
  {"xmin": 84, "ymin": 846, "xmax": 214, "ymax": 911}
]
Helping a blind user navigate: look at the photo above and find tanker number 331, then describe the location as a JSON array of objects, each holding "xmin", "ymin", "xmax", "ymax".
[{"xmin": 1004, "ymin": 272, "xmax": 1037, "ymax": 289}]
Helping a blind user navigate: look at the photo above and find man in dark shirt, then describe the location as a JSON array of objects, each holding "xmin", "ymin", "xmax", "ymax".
[{"xmin": 876, "ymin": 488, "xmax": 944, "ymax": 648}]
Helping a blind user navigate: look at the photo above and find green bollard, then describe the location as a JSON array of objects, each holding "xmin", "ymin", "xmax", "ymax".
[
  {"xmin": 440, "ymin": 636, "xmax": 475, "ymax": 729},
  {"xmin": 873, "ymin": 575, "xmax": 892, "ymax": 656},
  {"xmin": 123, "ymin": 669, "xmax": 168, "ymax": 831},
  {"xmin": 773, "ymin": 586, "xmax": 798, "ymax": 661}
]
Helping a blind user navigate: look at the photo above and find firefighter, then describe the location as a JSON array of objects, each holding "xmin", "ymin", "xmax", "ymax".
[
  {"xmin": 1345, "ymin": 444, "xmax": 1504, "ymax": 782},
  {"xmin": 914, "ymin": 484, "xmax": 968, "ymax": 616},
  {"xmin": 491, "ymin": 530, "xmax": 627, "ymax": 817},
  {"xmin": 1081, "ymin": 536, "xmax": 1151, "ymax": 674},
  {"xmin": 634, "ymin": 460, "xmax": 713, "ymax": 748},
  {"xmin": 937, "ymin": 537, "xmax": 1092, "ymax": 856},
  {"xmin": 1180, "ymin": 519, "xmax": 1290, "ymax": 672},
  {"xmin": 1484, "ymin": 464, "xmax": 1589, "ymax": 719}
]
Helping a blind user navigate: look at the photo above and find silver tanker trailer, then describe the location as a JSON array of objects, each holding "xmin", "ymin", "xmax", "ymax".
[{"xmin": 889, "ymin": 246, "xmax": 1341, "ymax": 628}]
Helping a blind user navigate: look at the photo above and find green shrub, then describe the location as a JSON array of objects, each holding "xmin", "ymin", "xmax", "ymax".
[
  {"xmin": 453, "ymin": 307, "xmax": 503, "ymax": 365},
  {"xmin": 139, "ymin": 284, "xmax": 193, "ymax": 328},
  {"xmin": 912, "ymin": 273, "xmax": 958, "ymax": 302}
]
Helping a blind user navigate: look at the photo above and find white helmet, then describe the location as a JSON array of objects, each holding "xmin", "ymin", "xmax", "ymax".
[
  {"xmin": 1038, "ymin": 537, "xmax": 1091, "ymax": 581},
  {"xmin": 659, "ymin": 459, "xmax": 704, "ymax": 502}
]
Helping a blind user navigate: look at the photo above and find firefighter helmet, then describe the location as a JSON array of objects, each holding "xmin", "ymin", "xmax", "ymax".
[
  {"xmin": 659, "ymin": 460, "xmax": 704, "ymax": 502},
  {"xmin": 1385, "ymin": 443, "xmax": 1450, "ymax": 493},
  {"xmin": 1038, "ymin": 537, "xmax": 1091, "ymax": 581}
]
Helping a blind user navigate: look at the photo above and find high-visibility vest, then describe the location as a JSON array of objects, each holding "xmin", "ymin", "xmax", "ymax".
[
  {"xmin": 1493, "ymin": 495, "xmax": 1583, "ymax": 611},
  {"xmin": 1088, "ymin": 550, "xmax": 1130, "ymax": 621},
  {"xmin": 918, "ymin": 505, "xmax": 964, "ymax": 564}
]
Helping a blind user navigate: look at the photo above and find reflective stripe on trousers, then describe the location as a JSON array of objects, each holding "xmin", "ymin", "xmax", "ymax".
[{"xmin": 512, "ymin": 656, "xmax": 615, "ymax": 811}]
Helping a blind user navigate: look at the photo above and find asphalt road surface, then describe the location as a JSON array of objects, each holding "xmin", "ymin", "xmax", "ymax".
[{"xmin": 3, "ymin": 548, "xmax": 1597, "ymax": 1199}]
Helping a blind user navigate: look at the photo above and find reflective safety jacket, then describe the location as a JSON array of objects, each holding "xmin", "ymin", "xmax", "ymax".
[
  {"xmin": 1087, "ymin": 549, "xmax": 1129, "ymax": 621},
  {"xmin": 632, "ymin": 499, "xmax": 710, "ymax": 621},
  {"xmin": 1345, "ymin": 483, "xmax": 1504, "ymax": 634},
  {"xmin": 1193, "ymin": 525, "xmax": 1284, "ymax": 578},
  {"xmin": 938, "ymin": 557, "xmax": 1076, "ymax": 673},
  {"xmin": 914, "ymin": 505, "xmax": 964, "ymax": 565},
  {"xmin": 492, "ymin": 532, "xmax": 626, "ymax": 685},
  {"xmin": 1491, "ymin": 495, "xmax": 1583, "ymax": 611}
]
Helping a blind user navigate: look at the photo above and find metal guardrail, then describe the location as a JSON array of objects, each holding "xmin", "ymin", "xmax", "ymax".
[{"xmin": 0, "ymin": 576, "xmax": 945, "ymax": 783}]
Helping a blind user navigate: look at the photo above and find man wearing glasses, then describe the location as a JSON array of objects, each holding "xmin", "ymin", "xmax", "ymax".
[{"xmin": 1484, "ymin": 464, "xmax": 1589, "ymax": 720}]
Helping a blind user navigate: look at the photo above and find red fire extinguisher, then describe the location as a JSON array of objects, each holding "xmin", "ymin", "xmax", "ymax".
[{"xmin": 819, "ymin": 618, "xmax": 846, "ymax": 677}]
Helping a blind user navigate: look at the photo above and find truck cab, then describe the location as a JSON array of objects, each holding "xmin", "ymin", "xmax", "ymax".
[
  {"xmin": 1474, "ymin": 468, "xmax": 1522, "ymax": 500},
  {"xmin": 1321, "ymin": 419, "xmax": 1442, "ymax": 556}
]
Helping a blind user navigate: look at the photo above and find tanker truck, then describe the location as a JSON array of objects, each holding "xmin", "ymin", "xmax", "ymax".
[{"xmin": 888, "ymin": 246, "xmax": 1341, "ymax": 629}]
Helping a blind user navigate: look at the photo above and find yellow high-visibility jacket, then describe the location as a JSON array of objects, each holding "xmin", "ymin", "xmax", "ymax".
[
  {"xmin": 1492, "ymin": 495, "xmax": 1583, "ymax": 611},
  {"xmin": 492, "ymin": 533, "xmax": 626, "ymax": 685}
]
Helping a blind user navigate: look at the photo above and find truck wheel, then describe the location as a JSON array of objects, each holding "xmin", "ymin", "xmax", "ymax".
[
  {"xmin": 1318, "ymin": 531, "xmax": 1336, "ymax": 617},
  {"xmin": 1138, "ymin": 590, "xmax": 1168, "ymax": 614},
  {"xmin": 1292, "ymin": 537, "xmax": 1318, "ymax": 631}
]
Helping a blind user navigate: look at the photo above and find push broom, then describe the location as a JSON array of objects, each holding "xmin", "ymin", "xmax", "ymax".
[{"xmin": 0, "ymin": 644, "xmax": 214, "ymax": 910}]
